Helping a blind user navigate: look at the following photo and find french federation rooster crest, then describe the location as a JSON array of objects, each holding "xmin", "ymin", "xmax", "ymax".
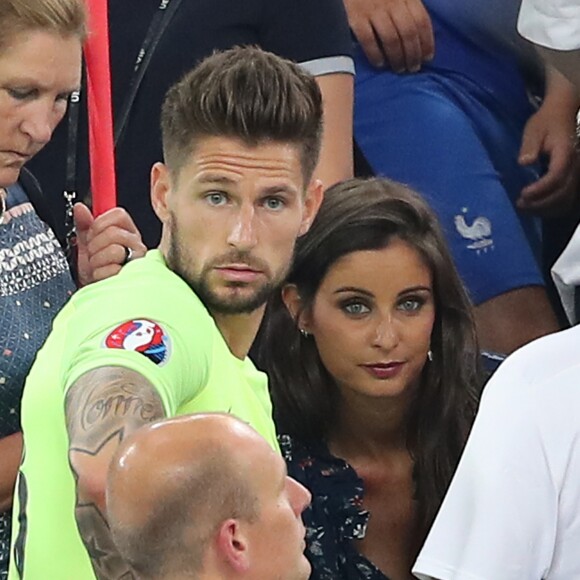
[
  {"xmin": 454, "ymin": 211, "xmax": 493, "ymax": 252},
  {"xmin": 105, "ymin": 319, "xmax": 170, "ymax": 365}
]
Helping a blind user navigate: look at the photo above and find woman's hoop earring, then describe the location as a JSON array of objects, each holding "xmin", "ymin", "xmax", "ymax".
[
  {"xmin": 299, "ymin": 328, "xmax": 309, "ymax": 338},
  {"xmin": 427, "ymin": 350, "xmax": 433, "ymax": 362}
]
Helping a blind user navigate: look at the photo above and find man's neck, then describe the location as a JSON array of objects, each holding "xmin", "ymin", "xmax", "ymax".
[{"xmin": 212, "ymin": 306, "xmax": 265, "ymax": 360}]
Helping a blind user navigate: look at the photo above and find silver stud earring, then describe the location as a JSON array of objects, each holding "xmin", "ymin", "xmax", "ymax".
[
  {"xmin": 299, "ymin": 328, "xmax": 309, "ymax": 338},
  {"xmin": 427, "ymin": 350, "xmax": 433, "ymax": 362}
]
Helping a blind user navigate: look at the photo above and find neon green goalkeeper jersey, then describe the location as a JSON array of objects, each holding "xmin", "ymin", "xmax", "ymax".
[{"xmin": 9, "ymin": 250, "xmax": 278, "ymax": 579}]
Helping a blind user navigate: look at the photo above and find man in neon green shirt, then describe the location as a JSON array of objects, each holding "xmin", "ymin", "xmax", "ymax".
[{"xmin": 9, "ymin": 46, "xmax": 323, "ymax": 579}]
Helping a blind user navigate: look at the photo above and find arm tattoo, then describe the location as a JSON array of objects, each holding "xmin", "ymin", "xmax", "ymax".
[{"xmin": 65, "ymin": 367, "xmax": 165, "ymax": 579}]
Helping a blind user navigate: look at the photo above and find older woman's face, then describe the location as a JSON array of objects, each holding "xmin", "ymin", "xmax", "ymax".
[{"xmin": 0, "ymin": 30, "xmax": 81, "ymax": 187}]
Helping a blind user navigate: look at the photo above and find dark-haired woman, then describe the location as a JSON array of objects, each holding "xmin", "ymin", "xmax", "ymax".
[{"xmin": 254, "ymin": 177, "xmax": 480, "ymax": 580}]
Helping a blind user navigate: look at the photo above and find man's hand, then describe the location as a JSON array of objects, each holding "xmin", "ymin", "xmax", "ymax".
[
  {"xmin": 345, "ymin": 0, "xmax": 434, "ymax": 71},
  {"xmin": 518, "ymin": 67, "xmax": 580, "ymax": 216},
  {"xmin": 74, "ymin": 204, "xmax": 147, "ymax": 287},
  {"xmin": 518, "ymin": 106, "xmax": 579, "ymax": 215}
]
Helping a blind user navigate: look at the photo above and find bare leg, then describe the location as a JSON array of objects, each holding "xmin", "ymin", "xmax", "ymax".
[{"xmin": 475, "ymin": 286, "xmax": 561, "ymax": 354}]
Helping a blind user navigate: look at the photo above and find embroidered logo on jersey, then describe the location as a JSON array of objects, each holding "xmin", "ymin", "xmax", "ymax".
[
  {"xmin": 454, "ymin": 208, "xmax": 493, "ymax": 254},
  {"xmin": 104, "ymin": 319, "xmax": 171, "ymax": 366}
]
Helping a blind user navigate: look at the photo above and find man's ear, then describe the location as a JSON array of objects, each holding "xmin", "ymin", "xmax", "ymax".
[
  {"xmin": 299, "ymin": 178, "xmax": 323, "ymax": 236},
  {"xmin": 150, "ymin": 162, "xmax": 172, "ymax": 224},
  {"xmin": 215, "ymin": 519, "xmax": 251, "ymax": 574},
  {"xmin": 282, "ymin": 285, "xmax": 311, "ymax": 333}
]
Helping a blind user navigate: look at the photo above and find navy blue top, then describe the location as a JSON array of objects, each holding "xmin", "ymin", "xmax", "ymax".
[{"xmin": 281, "ymin": 435, "xmax": 390, "ymax": 580}]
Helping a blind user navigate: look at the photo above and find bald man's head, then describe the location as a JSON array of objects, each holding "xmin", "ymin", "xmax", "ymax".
[
  {"xmin": 106, "ymin": 414, "xmax": 264, "ymax": 578},
  {"xmin": 107, "ymin": 413, "xmax": 311, "ymax": 580}
]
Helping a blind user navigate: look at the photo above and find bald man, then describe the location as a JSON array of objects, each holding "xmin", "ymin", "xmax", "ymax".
[{"xmin": 106, "ymin": 414, "xmax": 312, "ymax": 580}]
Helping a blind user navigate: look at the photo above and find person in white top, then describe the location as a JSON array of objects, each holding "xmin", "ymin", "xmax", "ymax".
[
  {"xmin": 551, "ymin": 228, "xmax": 580, "ymax": 323},
  {"xmin": 412, "ymin": 321, "xmax": 580, "ymax": 580},
  {"xmin": 518, "ymin": 0, "xmax": 580, "ymax": 89}
]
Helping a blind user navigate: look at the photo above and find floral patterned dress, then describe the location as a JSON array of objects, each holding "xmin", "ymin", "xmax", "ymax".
[{"xmin": 281, "ymin": 435, "xmax": 391, "ymax": 579}]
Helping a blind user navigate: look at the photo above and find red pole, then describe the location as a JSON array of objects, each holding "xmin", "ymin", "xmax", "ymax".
[{"xmin": 84, "ymin": 0, "xmax": 117, "ymax": 216}]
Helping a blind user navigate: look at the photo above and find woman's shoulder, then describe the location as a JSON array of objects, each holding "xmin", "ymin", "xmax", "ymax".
[
  {"xmin": 280, "ymin": 434, "xmax": 382, "ymax": 578},
  {"xmin": 280, "ymin": 434, "xmax": 349, "ymax": 479},
  {"xmin": 279, "ymin": 434, "xmax": 369, "ymax": 537}
]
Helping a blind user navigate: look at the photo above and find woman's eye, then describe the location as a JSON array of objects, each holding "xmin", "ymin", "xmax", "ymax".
[
  {"xmin": 343, "ymin": 302, "xmax": 370, "ymax": 315},
  {"xmin": 398, "ymin": 298, "xmax": 423, "ymax": 312}
]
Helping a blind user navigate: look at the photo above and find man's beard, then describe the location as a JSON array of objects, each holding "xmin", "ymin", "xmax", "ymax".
[{"xmin": 166, "ymin": 221, "xmax": 288, "ymax": 315}]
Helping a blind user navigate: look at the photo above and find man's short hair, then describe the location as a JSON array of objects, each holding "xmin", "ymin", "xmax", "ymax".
[
  {"xmin": 0, "ymin": 0, "xmax": 88, "ymax": 50},
  {"xmin": 160, "ymin": 46, "xmax": 324, "ymax": 183},
  {"xmin": 111, "ymin": 450, "xmax": 259, "ymax": 578}
]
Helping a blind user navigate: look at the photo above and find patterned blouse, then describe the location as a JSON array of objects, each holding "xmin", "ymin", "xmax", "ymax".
[
  {"xmin": 0, "ymin": 184, "xmax": 75, "ymax": 579},
  {"xmin": 281, "ymin": 435, "xmax": 390, "ymax": 580}
]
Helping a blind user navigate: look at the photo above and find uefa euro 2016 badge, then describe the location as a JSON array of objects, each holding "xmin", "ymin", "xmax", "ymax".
[{"xmin": 104, "ymin": 319, "xmax": 171, "ymax": 366}]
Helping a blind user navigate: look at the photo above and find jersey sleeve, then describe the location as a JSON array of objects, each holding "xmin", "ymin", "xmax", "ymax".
[
  {"xmin": 517, "ymin": 0, "xmax": 580, "ymax": 50},
  {"xmin": 259, "ymin": 0, "xmax": 355, "ymax": 76},
  {"xmin": 413, "ymin": 359, "xmax": 557, "ymax": 580},
  {"xmin": 62, "ymin": 313, "xmax": 212, "ymax": 417}
]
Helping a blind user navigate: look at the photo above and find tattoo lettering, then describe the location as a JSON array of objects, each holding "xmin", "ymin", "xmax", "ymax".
[
  {"xmin": 82, "ymin": 385, "xmax": 161, "ymax": 429},
  {"xmin": 65, "ymin": 367, "xmax": 165, "ymax": 448}
]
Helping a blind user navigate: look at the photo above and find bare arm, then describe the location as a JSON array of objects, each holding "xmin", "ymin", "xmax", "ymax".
[
  {"xmin": 0, "ymin": 432, "xmax": 22, "ymax": 513},
  {"xmin": 536, "ymin": 47, "xmax": 580, "ymax": 93},
  {"xmin": 65, "ymin": 367, "xmax": 165, "ymax": 579},
  {"xmin": 313, "ymin": 73, "xmax": 354, "ymax": 189}
]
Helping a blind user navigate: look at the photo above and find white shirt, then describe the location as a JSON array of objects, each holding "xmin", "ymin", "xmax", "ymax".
[
  {"xmin": 518, "ymin": 0, "xmax": 580, "ymax": 50},
  {"xmin": 551, "ymin": 223, "xmax": 580, "ymax": 323},
  {"xmin": 413, "ymin": 324, "xmax": 580, "ymax": 580}
]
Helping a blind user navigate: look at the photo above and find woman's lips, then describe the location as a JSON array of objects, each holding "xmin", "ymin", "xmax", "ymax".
[{"xmin": 361, "ymin": 362, "xmax": 404, "ymax": 379}]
